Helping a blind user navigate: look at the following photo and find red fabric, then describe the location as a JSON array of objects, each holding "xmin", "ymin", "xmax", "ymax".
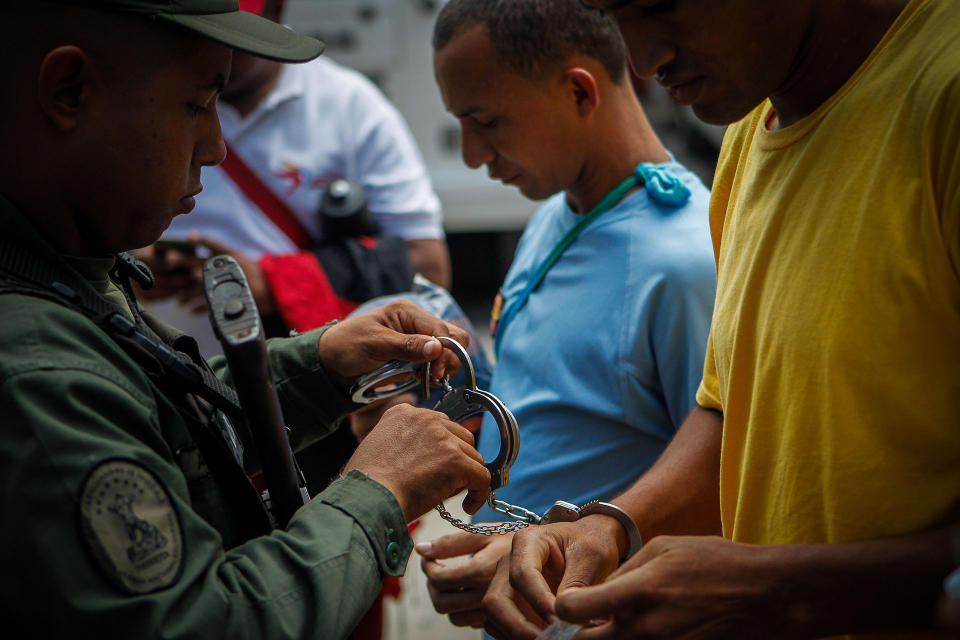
[
  {"xmin": 352, "ymin": 520, "xmax": 422, "ymax": 640},
  {"xmin": 352, "ymin": 591, "xmax": 385, "ymax": 640},
  {"xmin": 259, "ymin": 252, "xmax": 358, "ymax": 331},
  {"xmin": 238, "ymin": 0, "xmax": 268, "ymax": 15},
  {"xmin": 220, "ymin": 144, "xmax": 312, "ymax": 251}
]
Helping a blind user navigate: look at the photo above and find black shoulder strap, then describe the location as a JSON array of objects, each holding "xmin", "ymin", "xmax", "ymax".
[
  {"xmin": 0, "ymin": 235, "xmax": 242, "ymax": 417},
  {"xmin": 0, "ymin": 237, "xmax": 274, "ymax": 540}
]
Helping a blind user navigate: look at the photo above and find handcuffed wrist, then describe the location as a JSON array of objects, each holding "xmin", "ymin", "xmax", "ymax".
[
  {"xmin": 540, "ymin": 499, "xmax": 643, "ymax": 560},
  {"xmin": 578, "ymin": 500, "xmax": 643, "ymax": 560}
]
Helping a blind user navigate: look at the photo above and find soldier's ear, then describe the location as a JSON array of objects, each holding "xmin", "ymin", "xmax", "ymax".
[{"xmin": 37, "ymin": 45, "xmax": 90, "ymax": 133}]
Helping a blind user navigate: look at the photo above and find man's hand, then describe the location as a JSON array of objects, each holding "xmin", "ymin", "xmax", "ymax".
[
  {"xmin": 343, "ymin": 403, "xmax": 489, "ymax": 522},
  {"xmin": 136, "ymin": 233, "xmax": 275, "ymax": 314},
  {"xmin": 133, "ymin": 240, "xmax": 204, "ymax": 303},
  {"xmin": 317, "ymin": 299, "xmax": 470, "ymax": 389},
  {"xmin": 555, "ymin": 536, "xmax": 787, "ymax": 639},
  {"xmin": 482, "ymin": 553, "xmax": 550, "ymax": 640},
  {"xmin": 479, "ymin": 518, "xmax": 623, "ymax": 639},
  {"xmin": 416, "ymin": 530, "xmax": 515, "ymax": 628},
  {"xmin": 350, "ymin": 392, "xmax": 417, "ymax": 441}
]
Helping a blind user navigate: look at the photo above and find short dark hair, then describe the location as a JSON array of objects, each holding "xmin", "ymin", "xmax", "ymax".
[{"xmin": 433, "ymin": 0, "xmax": 628, "ymax": 84}]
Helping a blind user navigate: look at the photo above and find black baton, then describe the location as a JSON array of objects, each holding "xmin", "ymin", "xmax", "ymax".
[{"xmin": 203, "ymin": 255, "xmax": 306, "ymax": 529}]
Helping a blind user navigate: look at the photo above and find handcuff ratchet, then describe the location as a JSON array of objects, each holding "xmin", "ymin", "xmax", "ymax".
[
  {"xmin": 349, "ymin": 336, "xmax": 520, "ymax": 493},
  {"xmin": 349, "ymin": 359, "xmax": 423, "ymax": 405}
]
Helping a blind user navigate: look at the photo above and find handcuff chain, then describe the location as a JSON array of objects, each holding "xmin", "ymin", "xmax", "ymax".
[{"xmin": 433, "ymin": 493, "xmax": 541, "ymax": 536}]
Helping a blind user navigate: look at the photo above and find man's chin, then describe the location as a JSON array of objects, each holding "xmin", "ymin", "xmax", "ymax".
[
  {"xmin": 133, "ymin": 218, "xmax": 175, "ymax": 251},
  {"xmin": 517, "ymin": 184, "xmax": 553, "ymax": 202},
  {"xmin": 690, "ymin": 99, "xmax": 757, "ymax": 126}
]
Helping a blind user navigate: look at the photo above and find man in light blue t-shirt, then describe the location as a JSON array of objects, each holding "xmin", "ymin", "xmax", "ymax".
[{"xmin": 417, "ymin": 0, "xmax": 715, "ymax": 633}]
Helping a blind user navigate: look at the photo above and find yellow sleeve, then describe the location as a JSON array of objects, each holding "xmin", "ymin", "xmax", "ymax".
[{"xmin": 695, "ymin": 330, "xmax": 722, "ymax": 411}]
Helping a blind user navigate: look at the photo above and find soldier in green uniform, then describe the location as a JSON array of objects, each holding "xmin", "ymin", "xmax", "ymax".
[{"xmin": 0, "ymin": 2, "xmax": 491, "ymax": 637}]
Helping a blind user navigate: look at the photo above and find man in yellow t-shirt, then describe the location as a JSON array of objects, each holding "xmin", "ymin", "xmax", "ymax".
[{"xmin": 477, "ymin": 0, "xmax": 960, "ymax": 638}]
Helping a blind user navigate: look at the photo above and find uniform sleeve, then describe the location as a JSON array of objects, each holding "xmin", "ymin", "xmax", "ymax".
[
  {"xmin": 210, "ymin": 324, "xmax": 360, "ymax": 452},
  {"xmin": 344, "ymin": 79, "xmax": 444, "ymax": 241},
  {"xmin": 0, "ymin": 361, "xmax": 410, "ymax": 639}
]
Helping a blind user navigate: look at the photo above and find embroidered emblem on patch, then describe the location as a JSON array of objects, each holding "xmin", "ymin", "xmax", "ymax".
[{"xmin": 79, "ymin": 460, "xmax": 183, "ymax": 593}]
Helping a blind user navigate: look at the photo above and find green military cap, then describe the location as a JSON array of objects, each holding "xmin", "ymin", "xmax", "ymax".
[{"xmin": 54, "ymin": 0, "xmax": 324, "ymax": 62}]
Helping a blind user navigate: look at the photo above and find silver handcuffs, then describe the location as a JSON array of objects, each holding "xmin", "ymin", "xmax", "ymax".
[
  {"xmin": 350, "ymin": 339, "xmax": 643, "ymax": 552},
  {"xmin": 540, "ymin": 500, "xmax": 643, "ymax": 560},
  {"xmin": 350, "ymin": 336, "xmax": 520, "ymax": 494}
]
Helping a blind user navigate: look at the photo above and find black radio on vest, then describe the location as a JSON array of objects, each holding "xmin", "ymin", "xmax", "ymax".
[{"xmin": 318, "ymin": 179, "xmax": 380, "ymax": 240}]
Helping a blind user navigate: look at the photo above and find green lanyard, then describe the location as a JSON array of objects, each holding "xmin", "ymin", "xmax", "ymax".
[
  {"xmin": 493, "ymin": 172, "xmax": 641, "ymax": 354},
  {"xmin": 491, "ymin": 162, "xmax": 691, "ymax": 355}
]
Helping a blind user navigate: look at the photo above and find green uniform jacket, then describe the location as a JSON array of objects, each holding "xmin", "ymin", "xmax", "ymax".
[{"xmin": 0, "ymin": 197, "xmax": 413, "ymax": 639}]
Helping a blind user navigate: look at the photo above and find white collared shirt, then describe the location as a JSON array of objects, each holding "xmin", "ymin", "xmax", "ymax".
[{"xmin": 165, "ymin": 56, "xmax": 443, "ymax": 260}]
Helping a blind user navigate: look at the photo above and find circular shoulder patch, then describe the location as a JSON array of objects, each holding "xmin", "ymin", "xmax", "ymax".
[{"xmin": 79, "ymin": 459, "xmax": 184, "ymax": 593}]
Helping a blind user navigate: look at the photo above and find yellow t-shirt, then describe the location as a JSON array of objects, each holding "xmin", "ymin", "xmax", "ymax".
[{"xmin": 697, "ymin": 0, "xmax": 960, "ymax": 562}]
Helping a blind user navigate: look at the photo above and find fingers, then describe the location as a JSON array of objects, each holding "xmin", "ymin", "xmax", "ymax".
[
  {"xmin": 461, "ymin": 458, "xmax": 492, "ymax": 515},
  {"xmin": 448, "ymin": 608, "xmax": 486, "ymax": 628},
  {"xmin": 421, "ymin": 534, "xmax": 499, "ymax": 628},
  {"xmin": 553, "ymin": 523, "xmax": 622, "ymax": 595},
  {"xmin": 350, "ymin": 393, "xmax": 414, "ymax": 442},
  {"xmin": 555, "ymin": 552, "xmax": 609, "ymax": 595},
  {"xmin": 452, "ymin": 430, "xmax": 491, "ymax": 515},
  {"xmin": 426, "ymin": 578, "xmax": 486, "ymax": 614},
  {"xmin": 378, "ymin": 331, "xmax": 446, "ymax": 368},
  {"xmin": 347, "ymin": 404, "xmax": 490, "ymax": 522},
  {"xmin": 571, "ymin": 621, "xmax": 619, "ymax": 640},
  {"xmin": 392, "ymin": 299, "xmax": 471, "ymax": 347},
  {"xmin": 317, "ymin": 299, "xmax": 479, "ymax": 386},
  {"xmin": 377, "ymin": 300, "xmax": 470, "ymax": 378},
  {"xmin": 483, "ymin": 556, "xmax": 546, "ymax": 640},
  {"xmin": 416, "ymin": 530, "xmax": 493, "ymax": 561},
  {"xmin": 508, "ymin": 529, "xmax": 562, "ymax": 622},
  {"xmin": 421, "ymin": 532, "xmax": 507, "ymax": 593},
  {"xmin": 554, "ymin": 570, "xmax": 645, "ymax": 626},
  {"xmin": 424, "ymin": 556, "xmax": 493, "ymax": 594}
]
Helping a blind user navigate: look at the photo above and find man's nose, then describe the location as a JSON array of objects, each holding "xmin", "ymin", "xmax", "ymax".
[
  {"xmin": 197, "ymin": 111, "xmax": 227, "ymax": 167},
  {"xmin": 460, "ymin": 124, "xmax": 495, "ymax": 169}
]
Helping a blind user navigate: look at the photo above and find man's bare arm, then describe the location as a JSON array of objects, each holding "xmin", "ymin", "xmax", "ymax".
[
  {"xmin": 612, "ymin": 405, "xmax": 723, "ymax": 544},
  {"xmin": 558, "ymin": 525, "xmax": 956, "ymax": 638},
  {"xmin": 407, "ymin": 238, "xmax": 452, "ymax": 289}
]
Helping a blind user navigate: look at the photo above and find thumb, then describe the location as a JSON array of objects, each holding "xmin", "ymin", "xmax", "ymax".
[
  {"xmin": 415, "ymin": 531, "xmax": 491, "ymax": 560},
  {"xmin": 554, "ymin": 548, "xmax": 613, "ymax": 595},
  {"xmin": 376, "ymin": 332, "xmax": 442, "ymax": 363},
  {"xmin": 555, "ymin": 571, "xmax": 641, "ymax": 624}
]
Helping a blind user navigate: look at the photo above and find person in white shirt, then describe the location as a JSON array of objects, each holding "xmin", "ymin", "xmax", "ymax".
[{"xmin": 142, "ymin": 0, "xmax": 450, "ymax": 354}]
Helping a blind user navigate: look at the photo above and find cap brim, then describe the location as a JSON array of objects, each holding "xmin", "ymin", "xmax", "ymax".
[{"xmin": 158, "ymin": 10, "xmax": 324, "ymax": 62}]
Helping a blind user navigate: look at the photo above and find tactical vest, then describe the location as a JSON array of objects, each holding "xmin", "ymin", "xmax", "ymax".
[{"xmin": 0, "ymin": 236, "xmax": 273, "ymax": 544}]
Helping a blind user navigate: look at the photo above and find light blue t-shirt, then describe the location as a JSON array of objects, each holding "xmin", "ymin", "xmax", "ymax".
[{"xmin": 474, "ymin": 160, "xmax": 715, "ymax": 522}]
